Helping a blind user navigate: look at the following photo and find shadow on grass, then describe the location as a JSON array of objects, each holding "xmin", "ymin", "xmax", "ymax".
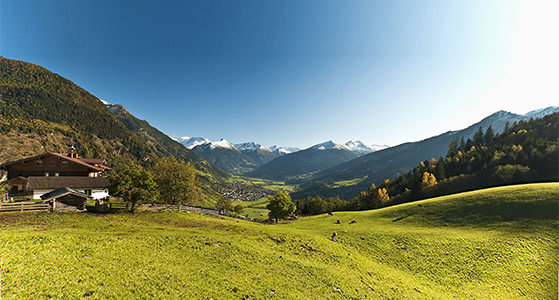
[{"xmin": 392, "ymin": 211, "xmax": 416, "ymax": 222}]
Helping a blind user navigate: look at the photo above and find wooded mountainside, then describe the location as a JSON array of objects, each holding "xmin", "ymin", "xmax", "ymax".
[
  {"xmin": 0, "ymin": 57, "xmax": 227, "ymax": 189},
  {"xmin": 294, "ymin": 113, "xmax": 558, "ymax": 215}
]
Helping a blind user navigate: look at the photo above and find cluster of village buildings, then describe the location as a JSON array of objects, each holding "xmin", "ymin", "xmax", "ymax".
[{"xmin": 217, "ymin": 181, "xmax": 270, "ymax": 202}]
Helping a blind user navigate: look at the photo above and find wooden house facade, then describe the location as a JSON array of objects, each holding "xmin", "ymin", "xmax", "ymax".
[{"xmin": 0, "ymin": 151, "xmax": 111, "ymax": 200}]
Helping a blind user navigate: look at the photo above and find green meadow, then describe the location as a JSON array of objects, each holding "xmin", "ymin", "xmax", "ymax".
[{"xmin": 1, "ymin": 183, "xmax": 557, "ymax": 299}]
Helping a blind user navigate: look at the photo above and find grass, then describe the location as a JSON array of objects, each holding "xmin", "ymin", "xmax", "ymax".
[
  {"xmin": 330, "ymin": 176, "xmax": 368, "ymax": 188},
  {"xmin": 1, "ymin": 183, "xmax": 557, "ymax": 299}
]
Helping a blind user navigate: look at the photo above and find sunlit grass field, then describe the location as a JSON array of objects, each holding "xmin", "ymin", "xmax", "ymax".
[{"xmin": 1, "ymin": 183, "xmax": 557, "ymax": 299}]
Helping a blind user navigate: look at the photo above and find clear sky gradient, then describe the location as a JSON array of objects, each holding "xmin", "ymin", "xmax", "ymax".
[{"xmin": 1, "ymin": 0, "xmax": 557, "ymax": 148}]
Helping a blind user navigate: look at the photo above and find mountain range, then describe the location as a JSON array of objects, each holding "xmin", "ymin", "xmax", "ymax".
[
  {"xmin": 175, "ymin": 136, "xmax": 387, "ymax": 175},
  {"xmin": 290, "ymin": 107, "xmax": 559, "ymax": 200}
]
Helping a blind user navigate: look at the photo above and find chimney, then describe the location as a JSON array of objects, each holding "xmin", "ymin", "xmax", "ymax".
[{"xmin": 70, "ymin": 145, "xmax": 76, "ymax": 158}]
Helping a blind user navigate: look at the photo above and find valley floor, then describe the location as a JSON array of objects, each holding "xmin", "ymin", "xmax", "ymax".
[{"xmin": 1, "ymin": 183, "xmax": 557, "ymax": 299}]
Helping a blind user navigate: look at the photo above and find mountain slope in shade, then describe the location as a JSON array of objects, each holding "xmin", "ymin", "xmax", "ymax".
[
  {"xmin": 189, "ymin": 143, "xmax": 259, "ymax": 175},
  {"xmin": 291, "ymin": 107, "xmax": 559, "ymax": 200},
  {"xmin": 234, "ymin": 142, "xmax": 279, "ymax": 166},
  {"xmin": 175, "ymin": 138, "xmax": 279, "ymax": 174},
  {"xmin": 245, "ymin": 141, "xmax": 359, "ymax": 180}
]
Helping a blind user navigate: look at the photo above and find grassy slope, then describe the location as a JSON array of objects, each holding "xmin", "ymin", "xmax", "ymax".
[{"xmin": 1, "ymin": 183, "xmax": 557, "ymax": 299}]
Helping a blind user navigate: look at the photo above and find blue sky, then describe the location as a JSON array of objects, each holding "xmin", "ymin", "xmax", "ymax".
[{"xmin": 1, "ymin": 0, "xmax": 557, "ymax": 148}]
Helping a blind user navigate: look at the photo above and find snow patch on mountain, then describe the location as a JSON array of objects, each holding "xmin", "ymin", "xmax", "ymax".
[
  {"xmin": 177, "ymin": 136, "xmax": 213, "ymax": 149},
  {"xmin": 269, "ymin": 145, "xmax": 301, "ymax": 156},
  {"xmin": 344, "ymin": 140, "xmax": 388, "ymax": 155},
  {"xmin": 310, "ymin": 140, "xmax": 349, "ymax": 151},
  {"xmin": 524, "ymin": 106, "xmax": 559, "ymax": 119},
  {"xmin": 234, "ymin": 142, "xmax": 271, "ymax": 152},
  {"xmin": 210, "ymin": 139, "xmax": 235, "ymax": 150}
]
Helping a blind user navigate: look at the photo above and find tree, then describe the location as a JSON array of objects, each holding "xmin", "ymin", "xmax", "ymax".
[
  {"xmin": 447, "ymin": 139, "xmax": 459, "ymax": 157},
  {"xmin": 233, "ymin": 204, "xmax": 244, "ymax": 215},
  {"xmin": 484, "ymin": 125, "xmax": 495, "ymax": 144},
  {"xmin": 154, "ymin": 157, "xmax": 200, "ymax": 206},
  {"xmin": 216, "ymin": 196, "xmax": 233, "ymax": 215},
  {"xmin": 473, "ymin": 126, "xmax": 484, "ymax": 146},
  {"xmin": 108, "ymin": 163, "xmax": 159, "ymax": 211},
  {"xmin": 420, "ymin": 172, "xmax": 437, "ymax": 195},
  {"xmin": 377, "ymin": 188, "xmax": 389, "ymax": 204},
  {"xmin": 0, "ymin": 181, "xmax": 9, "ymax": 202},
  {"xmin": 266, "ymin": 190, "xmax": 296, "ymax": 220}
]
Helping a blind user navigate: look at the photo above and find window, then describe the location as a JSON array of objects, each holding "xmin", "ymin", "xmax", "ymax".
[
  {"xmin": 49, "ymin": 161, "xmax": 56, "ymax": 167},
  {"xmin": 62, "ymin": 161, "xmax": 68, "ymax": 167},
  {"xmin": 55, "ymin": 173, "xmax": 59, "ymax": 177},
  {"xmin": 35, "ymin": 161, "xmax": 42, "ymax": 166}
]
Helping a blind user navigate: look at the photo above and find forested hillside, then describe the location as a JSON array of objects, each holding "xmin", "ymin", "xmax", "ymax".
[
  {"xmin": 0, "ymin": 57, "xmax": 227, "ymax": 184},
  {"xmin": 294, "ymin": 113, "xmax": 558, "ymax": 215},
  {"xmin": 292, "ymin": 109, "xmax": 558, "ymax": 200}
]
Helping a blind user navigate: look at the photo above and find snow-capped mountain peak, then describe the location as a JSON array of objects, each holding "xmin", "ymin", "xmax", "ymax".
[
  {"xmin": 209, "ymin": 139, "xmax": 235, "ymax": 150},
  {"xmin": 311, "ymin": 140, "xmax": 349, "ymax": 151},
  {"xmin": 234, "ymin": 142, "xmax": 271, "ymax": 152},
  {"xmin": 177, "ymin": 136, "xmax": 213, "ymax": 149},
  {"xmin": 344, "ymin": 140, "xmax": 389, "ymax": 155}
]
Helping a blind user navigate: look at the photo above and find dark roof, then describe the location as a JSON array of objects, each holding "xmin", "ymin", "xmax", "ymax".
[
  {"xmin": 27, "ymin": 176, "xmax": 110, "ymax": 190},
  {"xmin": 41, "ymin": 187, "xmax": 91, "ymax": 201},
  {"xmin": 0, "ymin": 152, "xmax": 111, "ymax": 171}
]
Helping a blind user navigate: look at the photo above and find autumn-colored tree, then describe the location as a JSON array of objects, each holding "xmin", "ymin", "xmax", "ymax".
[
  {"xmin": 377, "ymin": 187, "xmax": 389, "ymax": 204},
  {"xmin": 420, "ymin": 172, "xmax": 437, "ymax": 195}
]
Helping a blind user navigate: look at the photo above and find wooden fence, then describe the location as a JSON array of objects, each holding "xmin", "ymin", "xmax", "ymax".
[
  {"xmin": 144, "ymin": 204, "xmax": 220, "ymax": 217},
  {"xmin": 0, "ymin": 200, "xmax": 220, "ymax": 218},
  {"xmin": 0, "ymin": 201, "xmax": 50, "ymax": 213}
]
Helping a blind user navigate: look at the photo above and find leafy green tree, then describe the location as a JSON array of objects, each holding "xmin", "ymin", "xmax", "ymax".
[
  {"xmin": 216, "ymin": 196, "xmax": 233, "ymax": 215},
  {"xmin": 266, "ymin": 190, "xmax": 296, "ymax": 220},
  {"xmin": 154, "ymin": 157, "xmax": 200, "ymax": 206},
  {"xmin": 233, "ymin": 204, "xmax": 244, "ymax": 215},
  {"xmin": 108, "ymin": 163, "xmax": 159, "ymax": 210}
]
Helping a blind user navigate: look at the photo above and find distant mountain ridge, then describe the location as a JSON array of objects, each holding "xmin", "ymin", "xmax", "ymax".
[
  {"xmin": 291, "ymin": 107, "xmax": 559, "ymax": 200},
  {"xmin": 244, "ymin": 141, "xmax": 360, "ymax": 180},
  {"xmin": 174, "ymin": 135, "xmax": 386, "ymax": 175}
]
